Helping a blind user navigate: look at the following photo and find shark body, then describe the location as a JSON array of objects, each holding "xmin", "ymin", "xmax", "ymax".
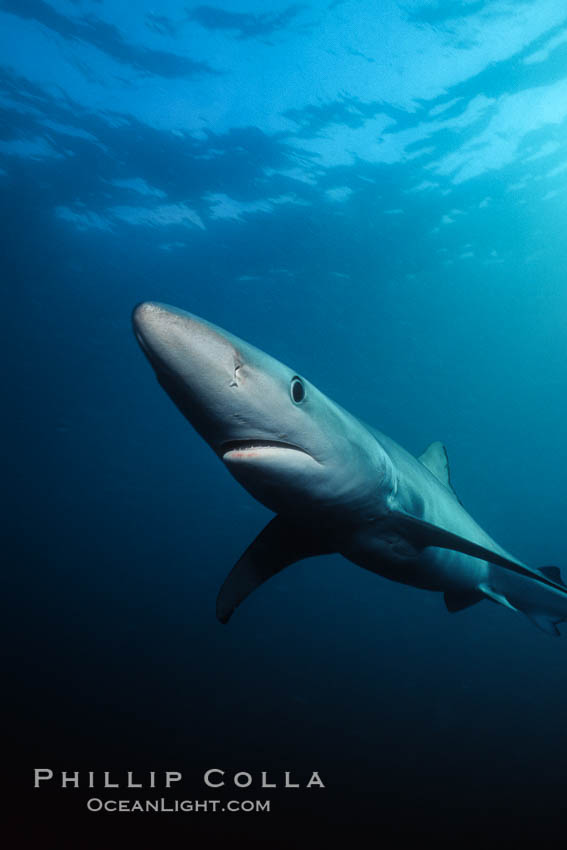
[{"xmin": 133, "ymin": 302, "xmax": 567, "ymax": 636}]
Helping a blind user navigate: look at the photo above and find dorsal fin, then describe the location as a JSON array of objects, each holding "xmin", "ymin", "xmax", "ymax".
[{"xmin": 419, "ymin": 441, "xmax": 460, "ymax": 502}]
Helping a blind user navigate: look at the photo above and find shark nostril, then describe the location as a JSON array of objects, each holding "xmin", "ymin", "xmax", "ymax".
[{"xmin": 230, "ymin": 361, "xmax": 242, "ymax": 388}]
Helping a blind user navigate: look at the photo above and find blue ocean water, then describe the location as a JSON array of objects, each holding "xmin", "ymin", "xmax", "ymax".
[{"xmin": 4, "ymin": 0, "xmax": 567, "ymax": 843}]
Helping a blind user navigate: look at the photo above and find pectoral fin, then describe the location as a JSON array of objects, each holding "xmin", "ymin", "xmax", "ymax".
[
  {"xmin": 216, "ymin": 516, "xmax": 335, "ymax": 624},
  {"xmin": 478, "ymin": 582, "xmax": 518, "ymax": 611},
  {"xmin": 391, "ymin": 511, "xmax": 567, "ymax": 595}
]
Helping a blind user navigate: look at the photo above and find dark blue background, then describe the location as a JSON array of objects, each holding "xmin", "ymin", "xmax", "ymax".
[{"xmin": 3, "ymin": 1, "xmax": 567, "ymax": 844}]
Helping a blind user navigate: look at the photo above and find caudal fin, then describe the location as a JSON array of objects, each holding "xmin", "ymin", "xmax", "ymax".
[
  {"xmin": 526, "ymin": 612, "xmax": 564, "ymax": 637},
  {"xmin": 526, "ymin": 567, "xmax": 567, "ymax": 636},
  {"xmin": 478, "ymin": 571, "xmax": 566, "ymax": 638}
]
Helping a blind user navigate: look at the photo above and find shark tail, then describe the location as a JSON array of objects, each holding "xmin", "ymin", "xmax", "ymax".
[
  {"xmin": 526, "ymin": 566, "xmax": 567, "ymax": 636},
  {"xmin": 478, "ymin": 566, "xmax": 567, "ymax": 638},
  {"xmin": 524, "ymin": 613, "xmax": 565, "ymax": 637}
]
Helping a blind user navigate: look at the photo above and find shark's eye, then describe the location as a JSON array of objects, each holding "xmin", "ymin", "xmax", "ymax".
[{"xmin": 290, "ymin": 376, "xmax": 306, "ymax": 404}]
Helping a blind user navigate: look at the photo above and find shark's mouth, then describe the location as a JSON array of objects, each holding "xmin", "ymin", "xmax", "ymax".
[{"xmin": 220, "ymin": 439, "xmax": 310, "ymax": 460}]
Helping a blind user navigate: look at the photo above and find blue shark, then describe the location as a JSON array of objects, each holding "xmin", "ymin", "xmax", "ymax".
[{"xmin": 132, "ymin": 302, "xmax": 566, "ymax": 636}]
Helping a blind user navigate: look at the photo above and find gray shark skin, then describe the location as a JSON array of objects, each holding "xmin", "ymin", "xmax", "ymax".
[{"xmin": 132, "ymin": 301, "xmax": 567, "ymax": 637}]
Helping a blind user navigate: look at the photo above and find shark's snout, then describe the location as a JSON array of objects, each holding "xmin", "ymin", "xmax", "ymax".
[
  {"xmin": 132, "ymin": 301, "xmax": 182, "ymax": 366},
  {"xmin": 132, "ymin": 301, "xmax": 251, "ymax": 452},
  {"xmin": 132, "ymin": 300, "xmax": 395, "ymax": 524},
  {"xmin": 132, "ymin": 301, "xmax": 241, "ymax": 380},
  {"xmin": 132, "ymin": 301, "xmax": 332, "ymax": 513},
  {"xmin": 132, "ymin": 300, "xmax": 174, "ymax": 342},
  {"xmin": 132, "ymin": 301, "xmax": 160, "ymax": 358}
]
